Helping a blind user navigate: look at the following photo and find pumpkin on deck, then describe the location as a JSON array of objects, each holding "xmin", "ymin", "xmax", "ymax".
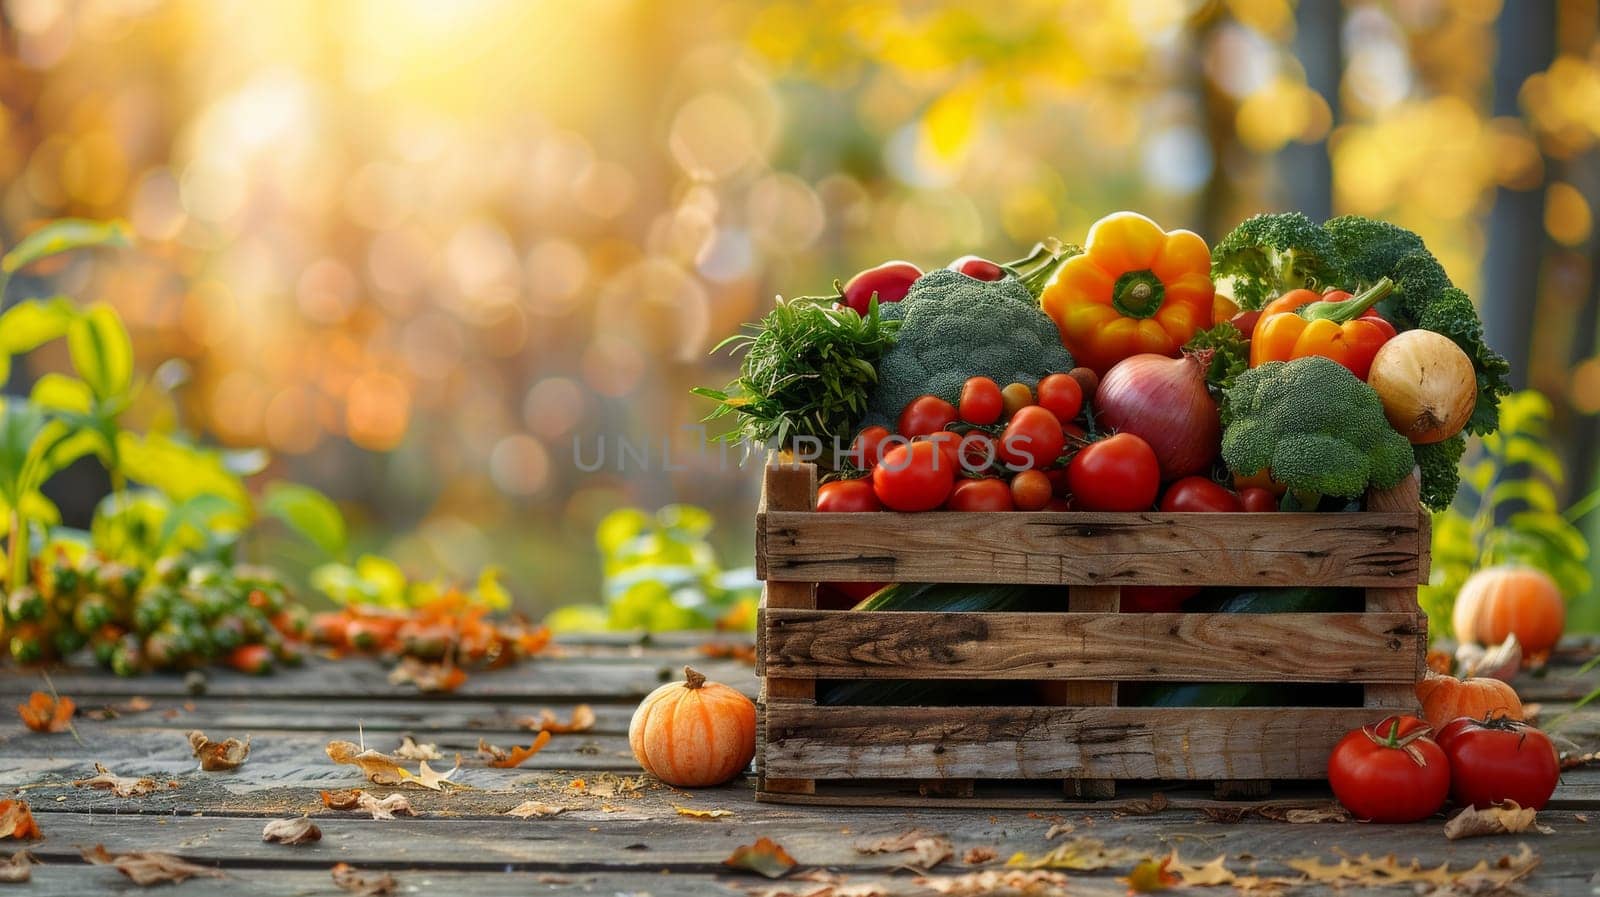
[
  {"xmin": 629, "ymin": 666, "xmax": 756, "ymax": 788},
  {"xmin": 1452, "ymin": 566, "xmax": 1565, "ymax": 659},
  {"xmin": 1414, "ymin": 671, "xmax": 1524, "ymax": 731}
]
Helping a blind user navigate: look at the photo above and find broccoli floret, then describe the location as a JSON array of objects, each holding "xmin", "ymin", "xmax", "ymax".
[
  {"xmin": 1418, "ymin": 288, "xmax": 1511, "ymax": 435},
  {"xmin": 863, "ymin": 269, "xmax": 1074, "ymax": 425},
  {"xmin": 1415, "ymin": 434, "xmax": 1467, "ymax": 511},
  {"xmin": 1324, "ymin": 216, "xmax": 1427, "ymax": 285},
  {"xmin": 1384, "ymin": 251, "xmax": 1454, "ymax": 328},
  {"xmin": 1222, "ymin": 356, "xmax": 1415, "ymax": 504},
  {"xmin": 1210, "ymin": 212, "xmax": 1347, "ymax": 310}
]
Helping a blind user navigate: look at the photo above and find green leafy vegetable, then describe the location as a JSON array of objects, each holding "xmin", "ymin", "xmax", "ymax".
[
  {"xmin": 1210, "ymin": 211, "xmax": 1346, "ymax": 310},
  {"xmin": 1181, "ymin": 323, "xmax": 1250, "ymax": 400}
]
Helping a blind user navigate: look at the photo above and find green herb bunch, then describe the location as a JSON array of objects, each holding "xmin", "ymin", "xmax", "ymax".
[{"xmin": 693, "ymin": 297, "xmax": 899, "ymax": 452}]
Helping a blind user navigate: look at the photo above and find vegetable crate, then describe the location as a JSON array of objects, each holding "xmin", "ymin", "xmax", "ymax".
[{"xmin": 753, "ymin": 459, "xmax": 1430, "ymax": 807}]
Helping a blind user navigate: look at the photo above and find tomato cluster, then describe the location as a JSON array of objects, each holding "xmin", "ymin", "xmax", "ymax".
[{"xmin": 1328, "ymin": 713, "xmax": 1559, "ymax": 823}]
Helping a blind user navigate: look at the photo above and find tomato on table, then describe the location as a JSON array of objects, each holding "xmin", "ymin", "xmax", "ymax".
[
  {"xmin": 872, "ymin": 440, "xmax": 957, "ymax": 512},
  {"xmin": 1435, "ymin": 716, "xmax": 1560, "ymax": 810},
  {"xmin": 817, "ymin": 479, "xmax": 882, "ymax": 512},
  {"xmin": 947, "ymin": 478, "xmax": 1014, "ymax": 511},
  {"xmin": 1327, "ymin": 715, "xmax": 1450, "ymax": 823},
  {"xmin": 1067, "ymin": 433, "xmax": 1160, "ymax": 511}
]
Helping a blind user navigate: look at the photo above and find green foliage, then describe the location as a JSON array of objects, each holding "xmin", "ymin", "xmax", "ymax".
[
  {"xmin": 1415, "ymin": 434, "xmax": 1467, "ymax": 512},
  {"xmin": 262, "ymin": 482, "xmax": 348, "ymax": 561},
  {"xmin": 863, "ymin": 268, "xmax": 1073, "ymax": 426},
  {"xmin": 1210, "ymin": 211, "xmax": 1346, "ymax": 310},
  {"xmin": 546, "ymin": 504, "xmax": 759, "ymax": 633},
  {"xmin": 1181, "ymin": 323, "xmax": 1250, "ymax": 400},
  {"xmin": 1423, "ymin": 391, "xmax": 1592, "ymax": 639},
  {"xmin": 1221, "ymin": 356, "xmax": 1414, "ymax": 503},
  {"xmin": 90, "ymin": 490, "xmax": 241, "ymax": 570}
]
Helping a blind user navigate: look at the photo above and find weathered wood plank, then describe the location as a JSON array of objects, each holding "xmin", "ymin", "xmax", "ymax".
[
  {"xmin": 760, "ymin": 509, "xmax": 1422, "ymax": 586},
  {"xmin": 18, "ymin": 868, "xmax": 754, "ymax": 897},
  {"xmin": 1060, "ymin": 585, "xmax": 1119, "ymax": 799},
  {"xmin": 763, "ymin": 706, "xmax": 1386, "ymax": 780},
  {"xmin": 763, "ymin": 610, "xmax": 1424, "ymax": 682},
  {"xmin": 757, "ymin": 458, "xmax": 818, "ymax": 797}
]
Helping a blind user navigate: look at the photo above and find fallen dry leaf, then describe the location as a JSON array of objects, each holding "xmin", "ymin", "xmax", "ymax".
[
  {"xmin": 917, "ymin": 869, "xmax": 1071, "ymax": 896},
  {"xmin": 477, "ymin": 731, "xmax": 551, "ymax": 768},
  {"xmin": 675, "ymin": 805, "xmax": 733, "ymax": 819},
  {"xmin": 393, "ymin": 735, "xmax": 442, "ymax": 761},
  {"xmin": 1286, "ymin": 843, "xmax": 1540, "ymax": 889},
  {"xmin": 327, "ymin": 740, "xmax": 460, "ymax": 791},
  {"xmin": 1006, "ymin": 837, "xmax": 1145, "ymax": 871},
  {"xmin": 188, "ymin": 730, "xmax": 250, "ymax": 771},
  {"xmin": 355, "ymin": 793, "xmax": 417, "ymax": 820},
  {"xmin": 1203, "ymin": 803, "xmax": 1350, "ymax": 825},
  {"xmin": 854, "ymin": 828, "xmax": 951, "ymax": 872},
  {"xmin": 84, "ymin": 696, "xmax": 154, "ymax": 721},
  {"xmin": 520, "ymin": 704, "xmax": 596, "ymax": 734},
  {"xmin": 81, "ymin": 845, "xmax": 225, "ymax": 886},
  {"xmin": 1169, "ymin": 853, "xmax": 1235, "ymax": 886},
  {"xmin": 724, "ymin": 837, "xmax": 798, "ymax": 879},
  {"xmin": 962, "ymin": 847, "xmax": 997, "ymax": 865},
  {"xmin": 1444, "ymin": 801, "xmax": 1553, "ymax": 841},
  {"xmin": 262, "ymin": 816, "xmax": 322, "ymax": 845},
  {"xmin": 16, "ymin": 692, "xmax": 73, "ymax": 733},
  {"xmin": 331, "ymin": 862, "xmax": 396, "ymax": 896},
  {"xmin": 1120, "ymin": 855, "xmax": 1180, "ymax": 893},
  {"xmin": 0, "ymin": 802, "xmax": 41, "ymax": 841},
  {"xmin": 413, "ymin": 759, "xmax": 460, "ymax": 791},
  {"xmin": 386, "ymin": 657, "xmax": 466, "ymax": 693},
  {"xmin": 1114, "ymin": 793, "xmax": 1169, "ymax": 817},
  {"xmin": 72, "ymin": 763, "xmax": 164, "ymax": 798},
  {"xmin": 1561, "ymin": 750, "xmax": 1599, "ymax": 770},
  {"xmin": 0, "ymin": 852, "xmax": 31, "ymax": 883},
  {"xmin": 506, "ymin": 801, "xmax": 566, "ymax": 818},
  {"xmin": 322, "ymin": 789, "xmax": 364, "ymax": 810},
  {"xmin": 1043, "ymin": 822, "xmax": 1075, "ymax": 840}
]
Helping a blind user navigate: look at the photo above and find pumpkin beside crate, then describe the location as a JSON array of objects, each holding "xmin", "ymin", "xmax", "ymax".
[{"xmin": 752, "ymin": 457, "xmax": 1430, "ymax": 807}]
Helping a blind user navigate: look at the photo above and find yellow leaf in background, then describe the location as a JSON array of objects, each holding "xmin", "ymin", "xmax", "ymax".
[
  {"xmin": 673, "ymin": 805, "xmax": 733, "ymax": 819},
  {"xmin": 473, "ymin": 566, "xmax": 511, "ymax": 609},
  {"xmin": 1006, "ymin": 837, "xmax": 1144, "ymax": 871},
  {"xmin": 1170, "ymin": 853, "xmax": 1235, "ymax": 886},
  {"xmin": 922, "ymin": 86, "xmax": 979, "ymax": 161},
  {"xmin": 1119, "ymin": 855, "xmax": 1179, "ymax": 893}
]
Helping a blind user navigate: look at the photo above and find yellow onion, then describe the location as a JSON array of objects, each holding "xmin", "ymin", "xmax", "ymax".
[{"xmin": 1367, "ymin": 330, "xmax": 1475, "ymax": 444}]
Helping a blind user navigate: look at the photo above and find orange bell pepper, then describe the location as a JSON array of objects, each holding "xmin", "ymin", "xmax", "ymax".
[
  {"xmin": 1040, "ymin": 211, "xmax": 1214, "ymax": 375},
  {"xmin": 1249, "ymin": 278, "xmax": 1397, "ymax": 379}
]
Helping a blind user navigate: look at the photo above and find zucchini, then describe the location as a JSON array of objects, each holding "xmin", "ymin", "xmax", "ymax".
[
  {"xmin": 1125, "ymin": 682, "xmax": 1361, "ymax": 707},
  {"xmin": 818, "ymin": 583, "xmax": 1057, "ymax": 706},
  {"xmin": 1182, "ymin": 586, "xmax": 1359, "ymax": 613}
]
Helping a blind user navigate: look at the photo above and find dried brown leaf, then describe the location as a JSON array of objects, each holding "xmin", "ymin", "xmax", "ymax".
[
  {"xmin": 0, "ymin": 802, "xmax": 41, "ymax": 841},
  {"xmin": 476, "ymin": 731, "xmax": 551, "ymax": 768},
  {"xmin": 16, "ymin": 692, "xmax": 73, "ymax": 733},
  {"xmin": 1120, "ymin": 855, "xmax": 1180, "ymax": 893},
  {"xmin": 674, "ymin": 805, "xmax": 733, "ymax": 818},
  {"xmin": 386, "ymin": 657, "xmax": 466, "ymax": 693},
  {"xmin": 393, "ymin": 735, "xmax": 442, "ymax": 761},
  {"xmin": 81, "ymin": 844, "xmax": 225, "ymax": 886},
  {"xmin": 0, "ymin": 852, "xmax": 31, "ymax": 883},
  {"xmin": 962, "ymin": 846, "xmax": 997, "ymax": 865},
  {"xmin": 506, "ymin": 801, "xmax": 566, "ymax": 818},
  {"xmin": 331, "ymin": 862, "xmax": 396, "ymax": 896},
  {"xmin": 1287, "ymin": 844, "xmax": 1540, "ymax": 889},
  {"xmin": 357, "ymin": 793, "xmax": 417, "ymax": 820},
  {"xmin": 698, "ymin": 641, "xmax": 758, "ymax": 664},
  {"xmin": 188, "ymin": 730, "xmax": 250, "ymax": 771},
  {"xmin": 321, "ymin": 789, "xmax": 364, "ymax": 810},
  {"xmin": 520, "ymin": 704, "xmax": 596, "ymax": 733},
  {"xmin": 327, "ymin": 740, "xmax": 460, "ymax": 790},
  {"xmin": 724, "ymin": 837, "xmax": 798, "ymax": 879},
  {"xmin": 1043, "ymin": 822, "xmax": 1075, "ymax": 840},
  {"xmin": 1114, "ymin": 792, "xmax": 1169, "ymax": 816},
  {"xmin": 1169, "ymin": 853, "xmax": 1235, "ymax": 886},
  {"xmin": 262, "ymin": 816, "xmax": 322, "ymax": 845},
  {"xmin": 1561, "ymin": 750, "xmax": 1599, "ymax": 770},
  {"xmin": 917, "ymin": 868, "xmax": 1072, "ymax": 896},
  {"xmin": 1006, "ymin": 837, "xmax": 1145, "ymax": 871},
  {"xmin": 1443, "ymin": 802, "xmax": 1553, "ymax": 841},
  {"xmin": 72, "ymin": 763, "xmax": 163, "ymax": 798}
]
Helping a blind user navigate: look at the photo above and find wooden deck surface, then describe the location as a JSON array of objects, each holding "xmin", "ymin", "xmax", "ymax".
[{"xmin": 1, "ymin": 633, "xmax": 1597, "ymax": 896}]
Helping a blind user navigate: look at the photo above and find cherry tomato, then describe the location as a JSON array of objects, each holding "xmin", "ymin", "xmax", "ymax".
[
  {"xmin": 1067, "ymin": 433, "xmax": 1160, "ymax": 511},
  {"xmin": 959, "ymin": 432, "xmax": 997, "ymax": 471},
  {"xmin": 958, "ymin": 376, "xmax": 1004, "ymax": 425},
  {"xmin": 1435, "ymin": 716, "xmax": 1560, "ymax": 810},
  {"xmin": 898, "ymin": 395, "xmax": 958, "ymax": 438},
  {"xmin": 1066, "ymin": 367, "xmax": 1099, "ymax": 400},
  {"xmin": 921, "ymin": 431, "xmax": 964, "ymax": 470},
  {"xmin": 1036, "ymin": 373, "xmax": 1084, "ymax": 424},
  {"xmin": 947, "ymin": 255, "xmax": 1005, "ymax": 281},
  {"xmin": 1327, "ymin": 716, "xmax": 1450, "ymax": 823},
  {"xmin": 947, "ymin": 478, "xmax": 1015, "ymax": 511},
  {"xmin": 851, "ymin": 425, "xmax": 893, "ymax": 470},
  {"xmin": 1009, "ymin": 469, "xmax": 1053, "ymax": 511},
  {"xmin": 872, "ymin": 440, "xmax": 956, "ymax": 512},
  {"xmin": 1121, "ymin": 587, "xmax": 1199, "ymax": 612},
  {"xmin": 1159, "ymin": 477, "xmax": 1243, "ymax": 513},
  {"xmin": 1233, "ymin": 468, "xmax": 1287, "ymax": 497},
  {"xmin": 1000, "ymin": 382, "xmax": 1034, "ymax": 418},
  {"xmin": 817, "ymin": 479, "xmax": 883, "ymax": 512},
  {"xmin": 841, "ymin": 261, "xmax": 921, "ymax": 315},
  {"xmin": 1239, "ymin": 487, "xmax": 1278, "ymax": 512},
  {"xmin": 998, "ymin": 406, "xmax": 1065, "ymax": 471}
]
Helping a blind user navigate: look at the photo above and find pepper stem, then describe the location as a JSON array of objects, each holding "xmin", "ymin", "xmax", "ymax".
[
  {"xmin": 1111, "ymin": 269, "xmax": 1166, "ymax": 319},
  {"xmin": 1301, "ymin": 277, "xmax": 1394, "ymax": 324},
  {"xmin": 683, "ymin": 666, "xmax": 707, "ymax": 689}
]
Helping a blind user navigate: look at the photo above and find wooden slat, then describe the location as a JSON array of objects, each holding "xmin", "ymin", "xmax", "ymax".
[
  {"xmin": 1061, "ymin": 585, "xmax": 1118, "ymax": 799},
  {"xmin": 763, "ymin": 706, "xmax": 1383, "ymax": 780},
  {"xmin": 760, "ymin": 509, "xmax": 1421, "ymax": 585},
  {"xmin": 1362, "ymin": 474, "xmax": 1427, "ymax": 711},
  {"xmin": 756, "ymin": 458, "xmax": 818, "ymax": 796},
  {"xmin": 762, "ymin": 610, "xmax": 1425, "ymax": 682}
]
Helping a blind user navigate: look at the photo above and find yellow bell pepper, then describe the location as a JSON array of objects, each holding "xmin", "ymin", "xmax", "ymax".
[{"xmin": 1040, "ymin": 212, "xmax": 1215, "ymax": 375}]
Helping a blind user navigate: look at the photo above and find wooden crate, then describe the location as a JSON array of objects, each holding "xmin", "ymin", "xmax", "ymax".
[{"xmin": 753, "ymin": 458, "xmax": 1430, "ymax": 807}]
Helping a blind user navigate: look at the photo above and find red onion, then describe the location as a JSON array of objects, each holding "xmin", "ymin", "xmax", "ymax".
[{"xmin": 1095, "ymin": 353, "xmax": 1220, "ymax": 480}]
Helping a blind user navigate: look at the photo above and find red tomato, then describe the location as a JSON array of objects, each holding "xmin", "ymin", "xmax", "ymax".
[
  {"xmin": 1228, "ymin": 309, "xmax": 1261, "ymax": 337},
  {"xmin": 1159, "ymin": 477, "xmax": 1244, "ymax": 513},
  {"xmin": 1239, "ymin": 487, "xmax": 1277, "ymax": 512},
  {"xmin": 998, "ymin": 406, "xmax": 1065, "ymax": 470},
  {"xmin": 1435, "ymin": 716, "xmax": 1561, "ymax": 810},
  {"xmin": 817, "ymin": 479, "xmax": 882, "ymax": 512},
  {"xmin": 1121, "ymin": 587, "xmax": 1199, "ymax": 612},
  {"xmin": 841, "ymin": 261, "xmax": 921, "ymax": 315},
  {"xmin": 1036, "ymin": 373, "xmax": 1084, "ymax": 424},
  {"xmin": 872, "ymin": 440, "xmax": 956, "ymax": 512},
  {"xmin": 959, "ymin": 432, "xmax": 997, "ymax": 470},
  {"xmin": 898, "ymin": 395, "xmax": 958, "ymax": 438},
  {"xmin": 1067, "ymin": 433, "xmax": 1160, "ymax": 511},
  {"xmin": 1044, "ymin": 467, "xmax": 1071, "ymax": 497},
  {"xmin": 1009, "ymin": 470, "xmax": 1052, "ymax": 510},
  {"xmin": 851, "ymin": 425, "xmax": 893, "ymax": 470},
  {"xmin": 947, "ymin": 478, "xmax": 1015, "ymax": 511},
  {"xmin": 947, "ymin": 255, "xmax": 1005, "ymax": 281},
  {"xmin": 921, "ymin": 431, "xmax": 964, "ymax": 470},
  {"xmin": 1328, "ymin": 716, "xmax": 1451, "ymax": 823},
  {"xmin": 958, "ymin": 376, "xmax": 1004, "ymax": 425}
]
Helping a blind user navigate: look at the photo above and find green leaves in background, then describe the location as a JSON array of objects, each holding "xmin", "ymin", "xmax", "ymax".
[
  {"xmin": 67, "ymin": 303, "xmax": 134, "ymax": 403},
  {"xmin": 0, "ymin": 297, "xmax": 76, "ymax": 387},
  {"xmin": 263, "ymin": 482, "xmax": 348, "ymax": 561},
  {"xmin": 0, "ymin": 219, "xmax": 130, "ymax": 276}
]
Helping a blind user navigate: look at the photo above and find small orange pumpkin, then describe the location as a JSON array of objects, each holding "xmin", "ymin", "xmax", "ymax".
[
  {"xmin": 629, "ymin": 666, "xmax": 756, "ymax": 787},
  {"xmin": 1452, "ymin": 565, "xmax": 1565, "ymax": 657},
  {"xmin": 1414, "ymin": 671, "xmax": 1523, "ymax": 731}
]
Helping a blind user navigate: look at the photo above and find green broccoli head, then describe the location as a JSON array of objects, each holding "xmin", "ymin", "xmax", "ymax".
[
  {"xmin": 1210, "ymin": 212, "xmax": 1347, "ymax": 311},
  {"xmin": 1222, "ymin": 356, "xmax": 1415, "ymax": 501},
  {"xmin": 1418, "ymin": 287, "xmax": 1511, "ymax": 435},
  {"xmin": 1415, "ymin": 434, "xmax": 1467, "ymax": 511},
  {"xmin": 863, "ymin": 269, "xmax": 1074, "ymax": 426},
  {"xmin": 1324, "ymin": 216, "xmax": 1427, "ymax": 285}
]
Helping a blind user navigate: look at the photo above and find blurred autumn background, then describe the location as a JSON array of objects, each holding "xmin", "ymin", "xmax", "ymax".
[{"xmin": 2, "ymin": 0, "xmax": 1598, "ymax": 626}]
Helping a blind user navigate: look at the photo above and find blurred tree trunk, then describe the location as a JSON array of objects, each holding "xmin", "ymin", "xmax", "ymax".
[
  {"xmin": 1482, "ymin": 0, "xmax": 1556, "ymax": 389},
  {"xmin": 1278, "ymin": 0, "xmax": 1341, "ymax": 221}
]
